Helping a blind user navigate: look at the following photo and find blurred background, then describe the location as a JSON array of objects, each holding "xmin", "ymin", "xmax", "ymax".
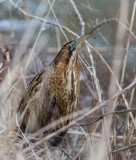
[{"xmin": 0, "ymin": 0, "xmax": 136, "ymax": 159}]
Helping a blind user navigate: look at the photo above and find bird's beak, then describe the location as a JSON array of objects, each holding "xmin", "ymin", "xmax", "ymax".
[{"xmin": 74, "ymin": 33, "xmax": 90, "ymax": 49}]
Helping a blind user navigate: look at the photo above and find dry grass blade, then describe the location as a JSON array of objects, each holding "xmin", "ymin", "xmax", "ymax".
[{"xmin": 0, "ymin": 1, "xmax": 136, "ymax": 160}]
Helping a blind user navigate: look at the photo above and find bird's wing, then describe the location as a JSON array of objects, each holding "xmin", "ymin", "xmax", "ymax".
[
  {"xmin": 17, "ymin": 67, "xmax": 57, "ymax": 132},
  {"xmin": 18, "ymin": 69, "xmax": 45, "ymax": 114},
  {"xmin": 17, "ymin": 69, "xmax": 45, "ymax": 130},
  {"xmin": 38, "ymin": 95, "xmax": 56, "ymax": 128}
]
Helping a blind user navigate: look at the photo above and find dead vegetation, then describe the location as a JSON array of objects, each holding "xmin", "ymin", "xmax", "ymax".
[{"xmin": 0, "ymin": 0, "xmax": 136, "ymax": 159}]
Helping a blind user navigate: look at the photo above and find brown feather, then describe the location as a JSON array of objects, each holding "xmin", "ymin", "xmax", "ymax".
[{"xmin": 17, "ymin": 42, "xmax": 80, "ymax": 146}]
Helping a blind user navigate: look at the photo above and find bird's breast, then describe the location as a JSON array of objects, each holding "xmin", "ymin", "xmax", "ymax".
[
  {"xmin": 66, "ymin": 69, "xmax": 72, "ymax": 93},
  {"xmin": 52, "ymin": 65, "xmax": 79, "ymax": 110}
]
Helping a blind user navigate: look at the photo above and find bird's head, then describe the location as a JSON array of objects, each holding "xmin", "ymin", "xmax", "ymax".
[{"xmin": 53, "ymin": 34, "xmax": 90, "ymax": 66}]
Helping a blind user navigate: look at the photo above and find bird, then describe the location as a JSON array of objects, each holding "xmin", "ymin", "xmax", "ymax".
[{"xmin": 17, "ymin": 33, "xmax": 91, "ymax": 146}]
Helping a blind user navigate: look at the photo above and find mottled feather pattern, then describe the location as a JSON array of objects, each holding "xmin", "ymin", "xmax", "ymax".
[{"xmin": 17, "ymin": 42, "xmax": 80, "ymax": 145}]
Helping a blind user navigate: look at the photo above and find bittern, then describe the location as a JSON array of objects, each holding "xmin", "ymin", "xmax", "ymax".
[{"xmin": 17, "ymin": 33, "xmax": 91, "ymax": 146}]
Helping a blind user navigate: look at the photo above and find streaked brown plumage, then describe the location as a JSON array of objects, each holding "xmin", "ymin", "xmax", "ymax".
[{"xmin": 17, "ymin": 34, "xmax": 91, "ymax": 146}]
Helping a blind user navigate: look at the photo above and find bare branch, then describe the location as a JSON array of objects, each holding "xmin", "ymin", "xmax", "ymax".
[
  {"xmin": 112, "ymin": 143, "xmax": 136, "ymax": 154},
  {"xmin": 69, "ymin": 0, "xmax": 85, "ymax": 35}
]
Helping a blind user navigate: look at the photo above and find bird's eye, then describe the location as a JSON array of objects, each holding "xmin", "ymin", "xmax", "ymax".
[{"xmin": 69, "ymin": 41, "xmax": 76, "ymax": 51}]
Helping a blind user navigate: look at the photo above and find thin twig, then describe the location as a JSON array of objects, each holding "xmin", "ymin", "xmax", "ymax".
[
  {"xmin": 25, "ymin": 0, "xmax": 56, "ymax": 70},
  {"xmin": 80, "ymin": 108, "xmax": 136, "ymax": 127},
  {"xmin": 120, "ymin": 1, "xmax": 136, "ymax": 84},
  {"xmin": 112, "ymin": 143, "xmax": 136, "ymax": 154},
  {"xmin": 60, "ymin": 148, "xmax": 74, "ymax": 160},
  {"xmin": 47, "ymin": 0, "xmax": 68, "ymax": 41},
  {"xmin": 69, "ymin": 0, "xmax": 85, "ymax": 35},
  {"xmin": 15, "ymin": 114, "xmax": 37, "ymax": 158}
]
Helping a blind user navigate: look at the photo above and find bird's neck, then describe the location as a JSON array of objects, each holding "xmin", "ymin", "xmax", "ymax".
[{"xmin": 51, "ymin": 62, "xmax": 79, "ymax": 115}]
